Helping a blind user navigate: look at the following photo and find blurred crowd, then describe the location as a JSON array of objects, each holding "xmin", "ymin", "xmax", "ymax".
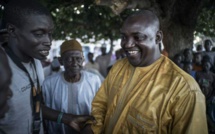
[{"xmin": 173, "ymin": 39, "xmax": 215, "ymax": 133}]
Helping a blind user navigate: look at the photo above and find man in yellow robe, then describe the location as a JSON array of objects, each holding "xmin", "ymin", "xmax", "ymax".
[{"xmin": 82, "ymin": 10, "xmax": 208, "ymax": 134}]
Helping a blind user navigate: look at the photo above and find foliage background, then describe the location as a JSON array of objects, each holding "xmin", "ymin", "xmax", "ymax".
[{"xmin": 0, "ymin": 0, "xmax": 214, "ymax": 43}]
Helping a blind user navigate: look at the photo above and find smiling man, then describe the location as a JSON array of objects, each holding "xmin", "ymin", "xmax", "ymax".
[
  {"xmin": 42, "ymin": 40, "xmax": 101, "ymax": 134},
  {"xmin": 0, "ymin": 0, "xmax": 54, "ymax": 133},
  {"xmin": 83, "ymin": 10, "xmax": 208, "ymax": 134}
]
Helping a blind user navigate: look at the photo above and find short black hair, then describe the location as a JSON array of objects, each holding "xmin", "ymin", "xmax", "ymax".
[
  {"xmin": 196, "ymin": 44, "xmax": 203, "ymax": 50},
  {"xmin": 202, "ymin": 55, "xmax": 212, "ymax": 66},
  {"xmin": 204, "ymin": 39, "xmax": 212, "ymax": 46},
  {"xmin": 2, "ymin": 0, "xmax": 51, "ymax": 28},
  {"xmin": 125, "ymin": 9, "xmax": 160, "ymax": 30},
  {"xmin": 183, "ymin": 48, "xmax": 192, "ymax": 55}
]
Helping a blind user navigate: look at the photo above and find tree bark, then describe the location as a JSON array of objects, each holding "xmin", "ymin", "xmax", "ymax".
[
  {"xmin": 95, "ymin": 0, "xmax": 207, "ymax": 58},
  {"xmin": 162, "ymin": 22, "xmax": 194, "ymax": 58}
]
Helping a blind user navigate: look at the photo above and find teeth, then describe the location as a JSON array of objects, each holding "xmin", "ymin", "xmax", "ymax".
[
  {"xmin": 41, "ymin": 51, "xmax": 47, "ymax": 53},
  {"xmin": 43, "ymin": 51, "xmax": 47, "ymax": 52},
  {"xmin": 128, "ymin": 51, "xmax": 138, "ymax": 54},
  {"xmin": 40, "ymin": 50, "xmax": 49, "ymax": 55}
]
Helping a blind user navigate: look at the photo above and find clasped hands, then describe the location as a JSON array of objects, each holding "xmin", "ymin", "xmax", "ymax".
[{"xmin": 63, "ymin": 114, "xmax": 95, "ymax": 133}]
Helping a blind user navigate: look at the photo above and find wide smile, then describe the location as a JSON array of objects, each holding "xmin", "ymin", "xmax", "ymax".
[
  {"xmin": 126, "ymin": 50, "xmax": 140, "ymax": 57},
  {"xmin": 39, "ymin": 50, "xmax": 49, "ymax": 56}
]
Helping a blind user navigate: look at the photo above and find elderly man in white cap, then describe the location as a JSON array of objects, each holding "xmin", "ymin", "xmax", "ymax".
[{"xmin": 42, "ymin": 39, "xmax": 101, "ymax": 134}]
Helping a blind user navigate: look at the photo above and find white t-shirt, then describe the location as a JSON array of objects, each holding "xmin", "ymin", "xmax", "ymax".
[
  {"xmin": 0, "ymin": 55, "xmax": 44, "ymax": 134},
  {"xmin": 42, "ymin": 71, "xmax": 101, "ymax": 134}
]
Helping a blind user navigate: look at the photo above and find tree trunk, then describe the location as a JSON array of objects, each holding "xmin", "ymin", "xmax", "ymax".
[
  {"xmin": 110, "ymin": 36, "xmax": 114, "ymax": 47},
  {"xmin": 95, "ymin": 0, "xmax": 206, "ymax": 58},
  {"xmin": 162, "ymin": 22, "xmax": 195, "ymax": 58}
]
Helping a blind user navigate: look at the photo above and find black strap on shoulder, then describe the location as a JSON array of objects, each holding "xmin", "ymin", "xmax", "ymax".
[{"xmin": 4, "ymin": 45, "xmax": 41, "ymax": 134}]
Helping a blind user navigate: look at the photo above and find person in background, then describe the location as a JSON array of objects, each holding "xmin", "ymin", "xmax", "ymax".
[
  {"xmin": 82, "ymin": 10, "xmax": 208, "ymax": 134},
  {"xmin": 44, "ymin": 56, "xmax": 62, "ymax": 78},
  {"xmin": 107, "ymin": 48, "xmax": 126, "ymax": 74},
  {"xmin": 196, "ymin": 44, "xmax": 204, "ymax": 52},
  {"xmin": 85, "ymin": 52, "xmax": 100, "ymax": 71},
  {"xmin": 203, "ymin": 39, "xmax": 215, "ymax": 71},
  {"xmin": 0, "ymin": 0, "xmax": 54, "ymax": 133},
  {"xmin": 173, "ymin": 53, "xmax": 184, "ymax": 68},
  {"xmin": 84, "ymin": 52, "xmax": 104, "ymax": 82},
  {"xmin": 204, "ymin": 39, "xmax": 213, "ymax": 52},
  {"xmin": 195, "ymin": 59, "xmax": 215, "ymax": 133},
  {"xmin": 183, "ymin": 62, "xmax": 196, "ymax": 78},
  {"xmin": 183, "ymin": 48, "xmax": 193, "ymax": 63},
  {"xmin": 95, "ymin": 43, "xmax": 113, "ymax": 77},
  {"xmin": 50, "ymin": 57, "xmax": 62, "ymax": 74},
  {"xmin": 196, "ymin": 59, "xmax": 215, "ymax": 100},
  {"xmin": 42, "ymin": 39, "xmax": 100, "ymax": 134},
  {"xmin": 0, "ymin": 48, "xmax": 12, "ymax": 134},
  {"xmin": 193, "ymin": 52, "xmax": 203, "ymax": 71},
  {"xmin": 202, "ymin": 55, "xmax": 215, "ymax": 73}
]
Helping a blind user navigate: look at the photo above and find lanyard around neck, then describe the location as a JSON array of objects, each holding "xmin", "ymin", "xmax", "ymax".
[
  {"xmin": 4, "ymin": 45, "xmax": 41, "ymax": 134},
  {"xmin": 4, "ymin": 46, "xmax": 39, "ymax": 90}
]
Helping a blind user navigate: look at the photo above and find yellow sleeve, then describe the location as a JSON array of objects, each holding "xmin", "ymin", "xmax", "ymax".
[
  {"xmin": 90, "ymin": 59, "xmax": 126, "ymax": 134},
  {"xmin": 90, "ymin": 73, "xmax": 109, "ymax": 134},
  {"xmin": 172, "ymin": 90, "xmax": 208, "ymax": 134}
]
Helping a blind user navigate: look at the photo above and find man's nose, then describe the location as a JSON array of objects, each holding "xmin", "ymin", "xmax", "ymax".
[
  {"xmin": 124, "ymin": 38, "xmax": 135, "ymax": 48},
  {"xmin": 69, "ymin": 58, "xmax": 78, "ymax": 65},
  {"xmin": 43, "ymin": 42, "xmax": 51, "ymax": 46},
  {"xmin": 43, "ymin": 34, "xmax": 52, "ymax": 46}
]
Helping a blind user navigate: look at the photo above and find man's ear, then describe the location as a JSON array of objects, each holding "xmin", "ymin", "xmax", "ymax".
[
  {"xmin": 7, "ymin": 24, "xmax": 16, "ymax": 37},
  {"xmin": 156, "ymin": 30, "xmax": 163, "ymax": 44}
]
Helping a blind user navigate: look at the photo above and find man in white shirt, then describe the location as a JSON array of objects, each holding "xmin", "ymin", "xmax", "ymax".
[
  {"xmin": 0, "ymin": 1, "xmax": 54, "ymax": 133},
  {"xmin": 42, "ymin": 39, "xmax": 100, "ymax": 134}
]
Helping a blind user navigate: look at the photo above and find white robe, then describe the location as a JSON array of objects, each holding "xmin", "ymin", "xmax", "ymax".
[{"xmin": 42, "ymin": 71, "xmax": 101, "ymax": 134}]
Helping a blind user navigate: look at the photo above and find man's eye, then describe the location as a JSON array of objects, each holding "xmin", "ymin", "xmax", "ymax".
[
  {"xmin": 77, "ymin": 57, "xmax": 82, "ymax": 61},
  {"xmin": 36, "ymin": 34, "xmax": 43, "ymax": 37},
  {"xmin": 63, "ymin": 57, "xmax": 70, "ymax": 62},
  {"xmin": 34, "ymin": 31, "xmax": 45, "ymax": 37},
  {"xmin": 34, "ymin": 33, "xmax": 44, "ymax": 37},
  {"xmin": 134, "ymin": 35, "xmax": 146, "ymax": 41},
  {"xmin": 67, "ymin": 58, "xmax": 72, "ymax": 62}
]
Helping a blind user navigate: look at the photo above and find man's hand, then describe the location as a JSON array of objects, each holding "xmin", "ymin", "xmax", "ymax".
[
  {"xmin": 80, "ymin": 124, "xmax": 94, "ymax": 134},
  {"xmin": 62, "ymin": 114, "xmax": 95, "ymax": 132},
  {"xmin": 42, "ymin": 105, "xmax": 95, "ymax": 132}
]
